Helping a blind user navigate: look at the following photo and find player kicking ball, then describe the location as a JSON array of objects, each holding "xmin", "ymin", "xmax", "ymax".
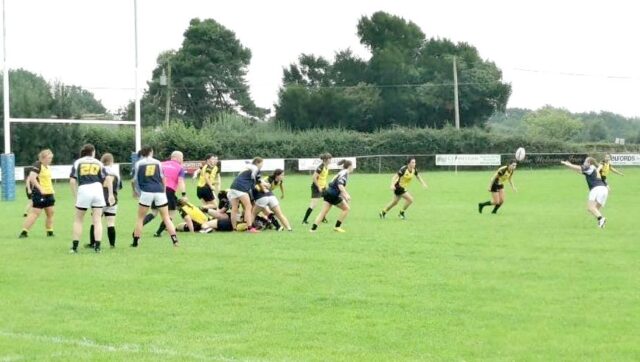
[{"xmin": 561, "ymin": 157, "xmax": 608, "ymax": 228}]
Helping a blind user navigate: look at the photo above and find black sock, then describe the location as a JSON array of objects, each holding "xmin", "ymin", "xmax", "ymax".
[
  {"xmin": 170, "ymin": 234, "xmax": 178, "ymax": 245},
  {"xmin": 480, "ymin": 201, "xmax": 492, "ymax": 207},
  {"xmin": 303, "ymin": 208, "xmax": 313, "ymax": 222},
  {"xmin": 94, "ymin": 241, "xmax": 101, "ymax": 251},
  {"xmin": 311, "ymin": 224, "xmax": 318, "ymax": 230},
  {"xmin": 143, "ymin": 213, "xmax": 155, "ymax": 225},
  {"xmin": 335, "ymin": 220, "xmax": 342, "ymax": 228},
  {"xmin": 597, "ymin": 216, "xmax": 602, "ymax": 220},
  {"xmin": 89, "ymin": 225, "xmax": 95, "ymax": 246},
  {"xmin": 155, "ymin": 221, "xmax": 167, "ymax": 235},
  {"xmin": 107, "ymin": 226, "xmax": 116, "ymax": 246},
  {"xmin": 492, "ymin": 204, "xmax": 502, "ymax": 214},
  {"xmin": 268, "ymin": 214, "xmax": 281, "ymax": 229},
  {"xmin": 72, "ymin": 240, "xmax": 79, "ymax": 251},
  {"xmin": 132, "ymin": 236, "xmax": 140, "ymax": 247}
]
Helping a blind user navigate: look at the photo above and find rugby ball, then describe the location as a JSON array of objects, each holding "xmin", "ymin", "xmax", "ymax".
[{"xmin": 515, "ymin": 147, "xmax": 526, "ymax": 161}]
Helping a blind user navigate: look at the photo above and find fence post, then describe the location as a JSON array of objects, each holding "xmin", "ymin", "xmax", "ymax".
[{"xmin": 378, "ymin": 156, "xmax": 382, "ymax": 174}]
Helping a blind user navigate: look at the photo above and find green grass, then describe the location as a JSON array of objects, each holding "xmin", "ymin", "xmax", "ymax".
[{"xmin": 1, "ymin": 169, "xmax": 639, "ymax": 361}]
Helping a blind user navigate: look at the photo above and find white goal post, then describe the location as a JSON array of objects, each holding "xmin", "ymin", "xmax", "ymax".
[{"xmin": 1, "ymin": 0, "xmax": 142, "ymax": 201}]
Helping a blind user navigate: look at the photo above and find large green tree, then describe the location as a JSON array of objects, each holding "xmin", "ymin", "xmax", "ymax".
[
  {"xmin": 136, "ymin": 18, "xmax": 267, "ymax": 128},
  {"xmin": 276, "ymin": 11, "xmax": 511, "ymax": 131}
]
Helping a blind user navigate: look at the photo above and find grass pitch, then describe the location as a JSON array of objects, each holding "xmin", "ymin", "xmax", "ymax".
[{"xmin": 1, "ymin": 169, "xmax": 639, "ymax": 360}]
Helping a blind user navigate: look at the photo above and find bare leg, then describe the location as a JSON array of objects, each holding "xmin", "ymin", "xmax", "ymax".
[
  {"xmin": 273, "ymin": 205, "xmax": 292, "ymax": 230},
  {"xmin": 44, "ymin": 206, "xmax": 55, "ymax": 232}
]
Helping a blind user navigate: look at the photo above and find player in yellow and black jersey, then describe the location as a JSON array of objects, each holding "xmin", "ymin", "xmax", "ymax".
[
  {"xmin": 20, "ymin": 149, "xmax": 56, "ymax": 238},
  {"xmin": 379, "ymin": 157, "xmax": 428, "ymax": 220},
  {"xmin": 175, "ymin": 198, "xmax": 243, "ymax": 232},
  {"xmin": 478, "ymin": 160, "xmax": 518, "ymax": 214},
  {"xmin": 599, "ymin": 154, "xmax": 624, "ymax": 186},
  {"xmin": 195, "ymin": 154, "xmax": 220, "ymax": 208},
  {"xmin": 302, "ymin": 153, "xmax": 332, "ymax": 224}
]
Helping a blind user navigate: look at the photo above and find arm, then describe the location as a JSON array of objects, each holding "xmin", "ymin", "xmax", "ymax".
[
  {"xmin": 184, "ymin": 216, "xmax": 195, "ymax": 233},
  {"xmin": 610, "ymin": 165, "xmax": 624, "ymax": 176},
  {"xmin": 279, "ymin": 182, "xmax": 285, "ymax": 199},
  {"xmin": 488, "ymin": 172, "xmax": 499, "ymax": 191},
  {"xmin": 105, "ymin": 175, "xmax": 115, "ymax": 205},
  {"xmin": 390, "ymin": 174, "xmax": 399, "ymax": 190},
  {"xmin": 214, "ymin": 173, "xmax": 222, "ymax": 192},
  {"xmin": 338, "ymin": 184, "xmax": 351, "ymax": 202},
  {"xmin": 561, "ymin": 161, "xmax": 582, "ymax": 173},
  {"xmin": 416, "ymin": 174, "xmax": 428, "ymax": 188},
  {"xmin": 131, "ymin": 179, "xmax": 139, "ymax": 198},
  {"xmin": 312, "ymin": 171, "xmax": 321, "ymax": 189},
  {"xmin": 70, "ymin": 178, "xmax": 78, "ymax": 199},
  {"xmin": 28, "ymin": 171, "xmax": 42, "ymax": 194},
  {"xmin": 508, "ymin": 175, "xmax": 517, "ymax": 192},
  {"xmin": 178, "ymin": 177, "xmax": 187, "ymax": 196}
]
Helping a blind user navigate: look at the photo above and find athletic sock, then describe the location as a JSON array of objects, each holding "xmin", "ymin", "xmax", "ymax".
[
  {"xmin": 480, "ymin": 201, "xmax": 492, "ymax": 207},
  {"xmin": 268, "ymin": 214, "xmax": 281, "ymax": 229},
  {"xmin": 143, "ymin": 213, "xmax": 155, "ymax": 225},
  {"xmin": 72, "ymin": 240, "xmax": 79, "ymax": 251},
  {"xmin": 89, "ymin": 225, "xmax": 95, "ymax": 246},
  {"xmin": 107, "ymin": 226, "xmax": 116, "ymax": 247},
  {"xmin": 492, "ymin": 204, "xmax": 502, "ymax": 214},
  {"xmin": 170, "ymin": 234, "xmax": 179, "ymax": 245},
  {"xmin": 335, "ymin": 220, "xmax": 342, "ymax": 228},
  {"xmin": 311, "ymin": 224, "xmax": 318, "ymax": 231},
  {"xmin": 155, "ymin": 221, "xmax": 167, "ymax": 236},
  {"xmin": 303, "ymin": 208, "xmax": 313, "ymax": 223},
  {"xmin": 131, "ymin": 236, "xmax": 140, "ymax": 247}
]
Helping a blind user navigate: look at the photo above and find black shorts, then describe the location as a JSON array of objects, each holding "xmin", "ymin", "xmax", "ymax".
[
  {"xmin": 217, "ymin": 217, "xmax": 233, "ymax": 232},
  {"xmin": 25, "ymin": 187, "xmax": 32, "ymax": 200},
  {"xmin": 166, "ymin": 189, "xmax": 178, "ymax": 211},
  {"xmin": 394, "ymin": 186, "xmax": 406, "ymax": 196},
  {"xmin": 311, "ymin": 184, "xmax": 323, "ymax": 198},
  {"xmin": 490, "ymin": 183, "xmax": 504, "ymax": 193},
  {"xmin": 32, "ymin": 193, "xmax": 55, "ymax": 209},
  {"xmin": 323, "ymin": 191, "xmax": 343, "ymax": 206},
  {"xmin": 197, "ymin": 186, "xmax": 215, "ymax": 202}
]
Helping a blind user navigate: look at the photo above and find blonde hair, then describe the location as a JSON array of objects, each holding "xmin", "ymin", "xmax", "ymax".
[
  {"xmin": 101, "ymin": 153, "xmax": 114, "ymax": 166},
  {"xmin": 38, "ymin": 149, "xmax": 53, "ymax": 162}
]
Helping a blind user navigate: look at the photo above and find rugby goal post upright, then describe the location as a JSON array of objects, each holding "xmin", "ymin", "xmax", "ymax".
[{"xmin": 1, "ymin": 0, "xmax": 142, "ymax": 201}]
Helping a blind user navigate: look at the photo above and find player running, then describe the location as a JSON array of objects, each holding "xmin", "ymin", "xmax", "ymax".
[
  {"xmin": 379, "ymin": 157, "xmax": 428, "ymax": 220},
  {"xmin": 478, "ymin": 160, "xmax": 518, "ymax": 214},
  {"xmin": 310, "ymin": 159, "xmax": 353, "ymax": 233},
  {"xmin": 302, "ymin": 153, "xmax": 332, "ymax": 224}
]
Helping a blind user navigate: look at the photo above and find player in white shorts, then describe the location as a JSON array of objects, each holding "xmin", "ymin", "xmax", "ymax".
[
  {"xmin": 561, "ymin": 157, "xmax": 609, "ymax": 228},
  {"xmin": 131, "ymin": 146, "xmax": 179, "ymax": 247},
  {"xmin": 252, "ymin": 169, "xmax": 292, "ymax": 231},
  {"xmin": 69, "ymin": 144, "xmax": 110, "ymax": 253}
]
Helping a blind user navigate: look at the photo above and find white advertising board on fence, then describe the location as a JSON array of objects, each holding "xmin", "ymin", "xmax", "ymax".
[
  {"xmin": 435, "ymin": 154, "xmax": 501, "ymax": 166},
  {"xmin": 297, "ymin": 157, "xmax": 358, "ymax": 171},
  {"xmin": 610, "ymin": 154, "xmax": 640, "ymax": 166},
  {"xmin": 1, "ymin": 164, "xmax": 121, "ymax": 182},
  {"xmin": 221, "ymin": 159, "xmax": 284, "ymax": 173}
]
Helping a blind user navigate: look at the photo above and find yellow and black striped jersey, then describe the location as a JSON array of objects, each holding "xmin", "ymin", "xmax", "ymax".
[
  {"xmin": 197, "ymin": 164, "xmax": 218, "ymax": 188},
  {"xmin": 178, "ymin": 201, "xmax": 210, "ymax": 225},
  {"xmin": 395, "ymin": 166, "xmax": 418, "ymax": 189},
  {"xmin": 315, "ymin": 164, "xmax": 329, "ymax": 189},
  {"xmin": 494, "ymin": 166, "xmax": 514, "ymax": 184}
]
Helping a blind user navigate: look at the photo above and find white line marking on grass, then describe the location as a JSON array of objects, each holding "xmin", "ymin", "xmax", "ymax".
[
  {"xmin": 0, "ymin": 355, "xmax": 25, "ymax": 362},
  {"xmin": 0, "ymin": 331, "xmax": 243, "ymax": 361}
]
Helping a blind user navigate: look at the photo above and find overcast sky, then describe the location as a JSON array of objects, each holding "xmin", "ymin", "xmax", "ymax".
[{"xmin": 3, "ymin": 0, "xmax": 639, "ymax": 117}]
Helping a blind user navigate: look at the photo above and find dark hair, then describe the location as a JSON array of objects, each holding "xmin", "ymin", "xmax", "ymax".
[
  {"xmin": 139, "ymin": 146, "xmax": 153, "ymax": 157},
  {"xmin": 406, "ymin": 157, "xmax": 416, "ymax": 165},
  {"xmin": 509, "ymin": 159, "xmax": 518, "ymax": 165},
  {"xmin": 320, "ymin": 153, "xmax": 332, "ymax": 161},
  {"xmin": 337, "ymin": 159, "xmax": 352, "ymax": 169},
  {"xmin": 252, "ymin": 157, "xmax": 264, "ymax": 165},
  {"xmin": 272, "ymin": 168, "xmax": 284, "ymax": 178},
  {"xmin": 80, "ymin": 144, "xmax": 95, "ymax": 158}
]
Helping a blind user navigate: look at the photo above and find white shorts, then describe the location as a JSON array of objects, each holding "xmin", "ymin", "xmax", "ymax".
[
  {"xmin": 76, "ymin": 183, "xmax": 106, "ymax": 210},
  {"xmin": 588, "ymin": 186, "xmax": 608, "ymax": 207},
  {"xmin": 139, "ymin": 191, "xmax": 168, "ymax": 208},
  {"xmin": 228, "ymin": 189, "xmax": 249, "ymax": 200},
  {"xmin": 104, "ymin": 204, "xmax": 118, "ymax": 216},
  {"xmin": 255, "ymin": 195, "xmax": 279, "ymax": 209}
]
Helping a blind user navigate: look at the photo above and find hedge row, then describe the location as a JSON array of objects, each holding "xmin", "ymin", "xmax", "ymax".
[{"xmin": 16, "ymin": 120, "xmax": 640, "ymax": 172}]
